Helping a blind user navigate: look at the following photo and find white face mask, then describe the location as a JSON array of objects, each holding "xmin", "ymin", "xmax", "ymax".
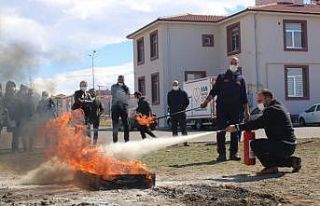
[
  {"xmin": 229, "ymin": 65, "xmax": 238, "ymax": 72},
  {"xmin": 257, "ymin": 103, "xmax": 265, "ymax": 111},
  {"xmin": 173, "ymin": 86, "xmax": 179, "ymax": 91},
  {"xmin": 118, "ymin": 83, "xmax": 124, "ymax": 86},
  {"xmin": 80, "ymin": 87, "xmax": 87, "ymax": 92}
]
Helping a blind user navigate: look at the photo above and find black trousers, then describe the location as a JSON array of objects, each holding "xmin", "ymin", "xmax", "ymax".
[
  {"xmin": 139, "ymin": 125, "xmax": 156, "ymax": 139},
  {"xmin": 111, "ymin": 104, "xmax": 129, "ymax": 143},
  {"xmin": 11, "ymin": 129, "xmax": 20, "ymax": 152},
  {"xmin": 88, "ymin": 119, "xmax": 100, "ymax": 144},
  {"xmin": 250, "ymin": 139, "xmax": 296, "ymax": 168},
  {"xmin": 171, "ymin": 113, "xmax": 187, "ymax": 136},
  {"xmin": 216, "ymin": 106, "xmax": 241, "ymax": 155}
]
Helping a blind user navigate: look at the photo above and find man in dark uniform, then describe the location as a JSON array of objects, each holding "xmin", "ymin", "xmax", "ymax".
[
  {"xmin": 37, "ymin": 91, "xmax": 56, "ymax": 147},
  {"xmin": 89, "ymin": 89, "xmax": 104, "ymax": 145},
  {"xmin": 37, "ymin": 91, "xmax": 56, "ymax": 119},
  {"xmin": 134, "ymin": 91, "xmax": 156, "ymax": 139},
  {"xmin": 167, "ymin": 80, "xmax": 190, "ymax": 137},
  {"xmin": 23, "ymin": 88, "xmax": 37, "ymax": 152},
  {"xmin": 111, "ymin": 75, "xmax": 130, "ymax": 143},
  {"xmin": 3, "ymin": 81, "xmax": 19, "ymax": 152},
  {"xmin": 72, "ymin": 80, "xmax": 92, "ymax": 125},
  {"xmin": 201, "ymin": 57, "xmax": 250, "ymax": 161},
  {"xmin": 226, "ymin": 90, "xmax": 301, "ymax": 175}
]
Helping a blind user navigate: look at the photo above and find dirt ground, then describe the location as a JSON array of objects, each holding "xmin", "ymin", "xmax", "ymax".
[{"xmin": 0, "ymin": 138, "xmax": 319, "ymax": 206}]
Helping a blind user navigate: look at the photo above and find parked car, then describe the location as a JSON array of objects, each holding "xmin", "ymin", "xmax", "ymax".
[{"xmin": 298, "ymin": 104, "xmax": 320, "ymax": 126}]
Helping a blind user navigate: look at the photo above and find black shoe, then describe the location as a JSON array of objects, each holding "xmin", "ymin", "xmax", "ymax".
[
  {"xmin": 216, "ymin": 154, "xmax": 227, "ymax": 162},
  {"xmin": 183, "ymin": 142, "xmax": 190, "ymax": 147},
  {"xmin": 292, "ymin": 157, "xmax": 302, "ymax": 173},
  {"xmin": 230, "ymin": 154, "xmax": 241, "ymax": 161}
]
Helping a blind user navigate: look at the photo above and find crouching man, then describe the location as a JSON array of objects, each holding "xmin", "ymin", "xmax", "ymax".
[{"xmin": 226, "ymin": 89, "xmax": 301, "ymax": 175}]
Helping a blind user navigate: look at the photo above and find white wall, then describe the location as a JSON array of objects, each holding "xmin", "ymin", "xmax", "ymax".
[
  {"xmin": 219, "ymin": 14, "xmax": 258, "ymax": 107},
  {"xmin": 256, "ymin": 13, "xmax": 320, "ymax": 114},
  {"xmin": 131, "ymin": 11, "xmax": 320, "ymax": 125}
]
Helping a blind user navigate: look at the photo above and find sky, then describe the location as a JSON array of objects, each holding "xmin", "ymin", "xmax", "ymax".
[{"xmin": 0, "ymin": 0, "xmax": 264, "ymax": 95}]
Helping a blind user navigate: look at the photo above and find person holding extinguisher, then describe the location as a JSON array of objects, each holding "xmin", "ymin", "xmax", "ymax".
[
  {"xmin": 201, "ymin": 56, "xmax": 250, "ymax": 162},
  {"xmin": 226, "ymin": 89, "xmax": 302, "ymax": 175}
]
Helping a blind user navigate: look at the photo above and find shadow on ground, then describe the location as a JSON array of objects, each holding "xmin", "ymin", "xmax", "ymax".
[
  {"xmin": 207, "ymin": 172, "xmax": 289, "ymax": 183},
  {"xmin": 169, "ymin": 160, "xmax": 223, "ymax": 168}
]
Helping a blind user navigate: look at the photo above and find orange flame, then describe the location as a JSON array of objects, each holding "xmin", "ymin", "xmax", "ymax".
[
  {"xmin": 135, "ymin": 114, "xmax": 156, "ymax": 127},
  {"xmin": 44, "ymin": 109, "xmax": 152, "ymax": 181}
]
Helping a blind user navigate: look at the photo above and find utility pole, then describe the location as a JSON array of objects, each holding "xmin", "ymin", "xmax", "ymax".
[{"xmin": 89, "ymin": 50, "xmax": 96, "ymax": 89}]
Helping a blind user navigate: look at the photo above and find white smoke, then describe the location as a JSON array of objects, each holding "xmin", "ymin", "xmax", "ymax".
[
  {"xmin": 104, "ymin": 132, "xmax": 214, "ymax": 161},
  {"xmin": 19, "ymin": 158, "xmax": 73, "ymax": 185}
]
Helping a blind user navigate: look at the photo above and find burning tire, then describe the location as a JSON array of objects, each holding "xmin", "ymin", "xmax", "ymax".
[{"xmin": 74, "ymin": 171, "xmax": 156, "ymax": 190}]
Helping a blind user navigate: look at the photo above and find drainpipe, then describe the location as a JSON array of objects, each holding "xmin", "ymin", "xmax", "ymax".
[
  {"xmin": 164, "ymin": 24, "xmax": 170, "ymax": 127},
  {"xmin": 254, "ymin": 13, "xmax": 260, "ymax": 91}
]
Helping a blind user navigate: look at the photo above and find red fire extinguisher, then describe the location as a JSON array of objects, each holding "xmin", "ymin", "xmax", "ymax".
[{"xmin": 243, "ymin": 130, "xmax": 256, "ymax": 166}]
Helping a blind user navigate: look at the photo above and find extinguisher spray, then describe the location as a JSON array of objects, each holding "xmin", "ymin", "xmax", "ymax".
[{"xmin": 243, "ymin": 130, "xmax": 256, "ymax": 165}]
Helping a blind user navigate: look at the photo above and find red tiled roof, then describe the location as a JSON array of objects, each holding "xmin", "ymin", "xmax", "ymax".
[
  {"xmin": 127, "ymin": 4, "xmax": 320, "ymax": 38},
  {"xmin": 159, "ymin": 14, "xmax": 226, "ymax": 23},
  {"xmin": 248, "ymin": 3, "xmax": 320, "ymax": 14}
]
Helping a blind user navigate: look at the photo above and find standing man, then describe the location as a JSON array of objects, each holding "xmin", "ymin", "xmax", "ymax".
[
  {"xmin": 23, "ymin": 88, "xmax": 37, "ymax": 152},
  {"xmin": 167, "ymin": 80, "xmax": 190, "ymax": 137},
  {"xmin": 72, "ymin": 80, "xmax": 92, "ymax": 126},
  {"xmin": 37, "ymin": 91, "xmax": 56, "ymax": 119},
  {"xmin": 37, "ymin": 91, "xmax": 56, "ymax": 147},
  {"xmin": 201, "ymin": 56, "xmax": 250, "ymax": 161},
  {"xmin": 89, "ymin": 89, "xmax": 104, "ymax": 145},
  {"xmin": 226, "ymin": 90, "xmax": 301, "ymax": 175},
  {"xmin": 3, "ymin": 81, "xmax": 19, "ymax": 152},
  {"xmin": 134, "ymin": 91, "xmax": 156, "ymax": 139},
  {"xmin": 111, "ymin": 75, "xmax": 130, "ymax": 143}
]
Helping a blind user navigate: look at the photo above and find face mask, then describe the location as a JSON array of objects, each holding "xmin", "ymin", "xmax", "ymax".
[
  {"xmin": 257, "ymin": 103, "xmax": 265, "ymax": 111},
  {"xmin": 118, "ymin": 83, "xmax": 124, "ymax": 86},
  {"xmin": 42, "ymin": 96, "xmax": 48, "ymax": 100},
  {"xmin": 173, "ymin": 86, "xmax": 179, "ymax": 91},
  {"xmin": 80, "ymin": 87, "xmax": 87, "ymax": 92},
  {"xmin": 229, "ymin": 65, "xmax": 238, "ymax": 72}
]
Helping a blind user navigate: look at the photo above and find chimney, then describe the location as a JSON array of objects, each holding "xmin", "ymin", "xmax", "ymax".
[
  {"xmin": 276, "ymin": 0, "xmax": 293, "ymax": 4},
  {"xmin": 292, "ymin": 0, "xmax": 304, "ymax": 5},
  {"xmin": 255, "ymin": 0, "xmax": 277, "ymax": 6}
]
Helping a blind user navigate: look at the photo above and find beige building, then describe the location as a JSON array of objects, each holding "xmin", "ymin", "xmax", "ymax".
[{"xmin": 127, "ymin": 0, "xmax": 320, "ymax": 126}]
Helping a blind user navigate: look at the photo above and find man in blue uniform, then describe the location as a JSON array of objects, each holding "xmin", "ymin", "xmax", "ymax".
[{"xmin": 201, "ymin": 57, "xmax": 250, "ymax": 161}]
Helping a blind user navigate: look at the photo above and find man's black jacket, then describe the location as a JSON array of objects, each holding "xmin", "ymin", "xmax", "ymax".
[
  {"xmin": 72, "ymin": 90, "xmax": 92, "ymax": 119},
  {"xmin": 239, "ymin": 100, "xmax": 296, "ymax": 144},
  {"xmin": 167, "ymin": 89, "xmax": 189, "ymax": 114},
  {"xmin": 136, "ymin": 97, "xmax": 151, "ymax": 116}
]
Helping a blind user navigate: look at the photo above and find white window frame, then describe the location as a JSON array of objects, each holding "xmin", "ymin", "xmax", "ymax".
[{"xmin": 285, "ymin": 25, "xmax": 302, "ymax": 49}]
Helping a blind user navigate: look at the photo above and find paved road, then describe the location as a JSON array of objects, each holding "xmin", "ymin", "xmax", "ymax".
[{"xmin": 0, "ymin": 126, "xmax": 319, "ymax": 150}]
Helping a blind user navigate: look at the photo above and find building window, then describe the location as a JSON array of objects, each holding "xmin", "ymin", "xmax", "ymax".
[
  {"xmin": 138, "ymin": 76, "xmax": 146, "ymax": 95},
  {"xmin": 185, "ymin": 71, "xmax": 206, "ymax": 81},
  {"xmin": 283, "ymin": 20, "xmax": 308, "ymax": 51},
  {"xmin": 202, "ymin": 34, "xmax": 214, "ymax": 47},
  {"xmin": 285, "ymin": 65, "xmax": 309, "ymax": 100},
  {"xmin": 150, "ymin": 30, "xmax": 159, "ymax": 60},
  {"xmin": 151, "ymin": 73, "xmax": 160, "ymax": 105},
  {"xmin": 137, "ymin": 37, "xmax": 144, "ymax": 65},
  {"xmin": 227, "ymin": 22, "xmax": 241, "ymax": 55}
]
